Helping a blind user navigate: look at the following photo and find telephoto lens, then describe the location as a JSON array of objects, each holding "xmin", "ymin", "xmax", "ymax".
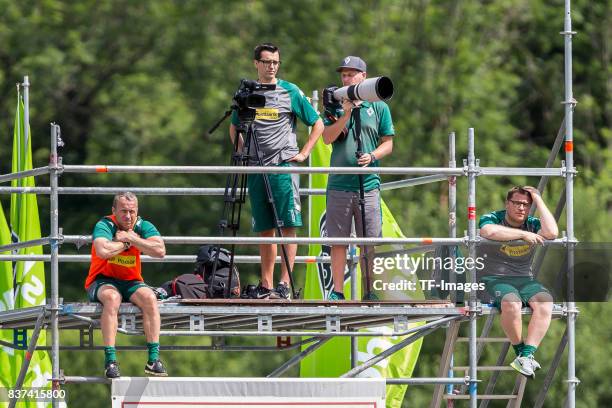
[{"xmin": 332, "ymin": 76, "xmax": 394, "ymax": 102}]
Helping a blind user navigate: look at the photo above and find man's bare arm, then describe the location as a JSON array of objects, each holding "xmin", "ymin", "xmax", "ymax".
[
  {"xmin": 480, "ymin": 224, "xmax": 545, "ymax": 244},
  {"xmin": 373, "ymin": 136, "xmax": 393, "ymax": 160},
  {"xmin": 523, "ymin": 186, "xmax": 559, "ymax": 239},
  {"xmin": 288, "ymin": 119, "xmax": 324, "ymax": 162},
  {"xmin": 93, "ymin": 237, "xmax": 127, "ymax": 259},
  {"xmin": 322, "ymin": 101, "xmax": 353, "ymax": 145},
  {"xmin": 116, "ymin": 230, "xmax": 166, "ymax": 258}
]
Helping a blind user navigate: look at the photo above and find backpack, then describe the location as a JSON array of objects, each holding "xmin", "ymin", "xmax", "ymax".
[
  {"xmin": 195, "ymin": 245, "xmax": 241, "ymax": 298},
  {"xmin": 206, "ymin": 265, "xmax": 241, "ymax": 298},
  {"xmin": 161, "ymin": 273, "xmax": 208, "ymax": 299}
]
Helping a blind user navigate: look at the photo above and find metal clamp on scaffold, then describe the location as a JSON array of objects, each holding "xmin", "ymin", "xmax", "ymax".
[
  {"xmin": 561, "ymin": 97, "xmax": 578, "ymax": 107},
  {"xmin": 560, "ymin": 160, "xmax": 578, "ymax": 178},
  {"xmin": 462, "ymin": 158, "xmax": 481, "ymax": 176}
]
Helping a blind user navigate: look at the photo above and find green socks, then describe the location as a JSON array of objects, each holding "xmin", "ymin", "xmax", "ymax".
[
  {"xmin": 107, "ymin": 343, "xmax": 160, "ymax": 364},
  {"xmin": 147, "ymin": 342, "xmax": 160, "ymax": 363},
  {"xmin": 512, "ymin": 342, "xmax": 537, "ymax": 357},
  {"xmin": 520, "ymin": 344, "xmax": 537, "ymax": 358},
  {"xmin": 106, "ymin": 343, "xmax": 160, "ymax": 364},
  {"xmin": 104, "ymin": 346, "xmax": 117, "ymax": 364},
  {"xmin": 512, "ymin": 342, "xmax": 525, "ymax": 357}
]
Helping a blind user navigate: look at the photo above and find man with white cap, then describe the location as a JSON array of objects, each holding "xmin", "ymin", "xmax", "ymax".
[{"xmin": 322, "ymin": 56, "xmax": 395, "ymax": 301}]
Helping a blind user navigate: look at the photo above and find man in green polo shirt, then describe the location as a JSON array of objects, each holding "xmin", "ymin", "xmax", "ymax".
[
  {"xmin": 322, "ymin": 56, "xmax": 395, "ymax": 301},
  {"xmin": 86, "ymin": 192, "xmax": 167, "ymax": 378},
  {"xmin": 229, "ymin": 43, "xmax": 324, "ymax": 299},
  {"xmin": 478, "ymin": 186, "xmax": 558, "ymax": 378}
]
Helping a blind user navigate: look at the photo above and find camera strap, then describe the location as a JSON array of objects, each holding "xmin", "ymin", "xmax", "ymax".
[{"xmin": 351, "ymin": 106, "xmax": 362, "ymax": 151}]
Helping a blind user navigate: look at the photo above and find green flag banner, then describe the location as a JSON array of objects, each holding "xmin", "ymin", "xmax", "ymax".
[
  {"xmin": 10, "ymin": 91, "xmax": 53, "ymax": 405},
  {"xmin": 300, "ymin": 138, "xmax": 424, "ymax": 408},
  {"xmin": 0, "ymin": 201, "xmax": 16, "ymax": 399}
]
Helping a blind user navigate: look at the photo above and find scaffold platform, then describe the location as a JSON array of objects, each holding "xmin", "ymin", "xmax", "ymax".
[{"xmin": 0, "ymin": 300, "xmax": 566, "ymax": 338}]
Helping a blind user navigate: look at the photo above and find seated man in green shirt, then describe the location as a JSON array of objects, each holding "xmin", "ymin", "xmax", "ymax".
[
  {"xmin": 478, "ymin": 186, "xmax": 558, "ymax": 378},
  {"xmin": 85, "ymin": 192, "xmax": 167, "ymax": 378},
  {"xmin": 322, "ymin": 56, "xmax": 394, "ymax": 301}
]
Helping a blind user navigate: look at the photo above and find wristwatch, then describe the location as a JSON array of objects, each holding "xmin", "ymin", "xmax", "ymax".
[{"xmin": 370, "ymin": 152, "xmax": 377, "ymax": 162}]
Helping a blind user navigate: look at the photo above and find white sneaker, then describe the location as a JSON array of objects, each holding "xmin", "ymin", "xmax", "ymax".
[
  {"xmin": 531, "ymin": 356, "xmax": 542, "ymax": 371},
  {"xmin": 510, "ymin": 355, "xmax": 536, "ymax": 378}
]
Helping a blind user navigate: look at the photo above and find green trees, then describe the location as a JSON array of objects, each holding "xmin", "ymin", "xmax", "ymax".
[{"xmin": 0, "ymin": 1, "xmax": 609, "ymax": 406}]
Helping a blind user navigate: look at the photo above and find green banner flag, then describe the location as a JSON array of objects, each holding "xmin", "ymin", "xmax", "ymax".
[
  {"xmin": 300, "ymin": 137, "xmax": 424, "ymax": 408},
  {"xmin": 0, "ymin": 200, "xmax": 16, "ymax": 398},
  {"xmin": 10, "ymin": 91, "xmax": 53, "ymax": 404}
]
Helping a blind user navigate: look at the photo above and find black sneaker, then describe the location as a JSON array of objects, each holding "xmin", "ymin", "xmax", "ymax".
[
  {"xmin": 270, "ymin": 282, "xmax": 291, "ymax": 299},
  {"xmin": 242, "ymin": 283, "xmax": 272, "ymax": 299},
  {"xmin": 145, "ymin": 359, "xmax": 168, "ymax": 377},
  {"xmin": 105, "ymin": 361, "xmax": 120, "ymax": 379}
]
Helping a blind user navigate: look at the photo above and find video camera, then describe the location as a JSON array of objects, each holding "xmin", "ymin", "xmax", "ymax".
[{"xmin": 233, "ymin": 79, "xmax": 276, "ymax": 124}]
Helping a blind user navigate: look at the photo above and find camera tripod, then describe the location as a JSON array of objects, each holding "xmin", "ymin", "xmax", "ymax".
[{"xmin": 208, "ymin": 108, "xmax": 300, "ymax": 299}]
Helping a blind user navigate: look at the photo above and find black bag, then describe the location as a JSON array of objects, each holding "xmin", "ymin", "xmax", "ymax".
[
  {"xmin": 195, "ymin": 245, "xmax": 240, "ymax": 298},
  {"xmin": 196, "ymin": 245, "xmax": 232, "ymax": 270},
  {"xmin": 161, "ymin": 273, "xmax": 208, "ymax": 299},
  {"xmin": 206, "ymin": 265, "xmax": 240, "ymax": 298}
]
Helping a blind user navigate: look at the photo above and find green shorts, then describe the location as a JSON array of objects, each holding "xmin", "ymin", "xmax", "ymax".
[
  {"xmin": 87, "ymin": 276, "xmax": 150, "ymax": 302},
  {"xmin": 247, "ymin": 162, "xmax": 302, "ymax": 233},
  {"xmin": 481, "ymin": 276, "xmax": 550, "ymax": 310}
]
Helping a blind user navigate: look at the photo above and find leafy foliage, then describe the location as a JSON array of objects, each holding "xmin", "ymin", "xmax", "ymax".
[{"xmin": 0, "ymin": 1, "xmax": 610, "ymax": 407}]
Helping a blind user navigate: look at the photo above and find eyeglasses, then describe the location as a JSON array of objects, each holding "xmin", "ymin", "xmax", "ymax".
[
  {"xmin": 258, "ymin": 59, "xmax": 281, "ymax": 67},
  {"xmin": 509, "ymin": 200, "xmax": 531, "ymax": 208}
]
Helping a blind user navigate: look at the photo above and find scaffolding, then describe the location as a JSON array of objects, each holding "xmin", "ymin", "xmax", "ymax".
[{"xmin": 0, "ymin": 1, "xmax": 579, "ymax": 407}]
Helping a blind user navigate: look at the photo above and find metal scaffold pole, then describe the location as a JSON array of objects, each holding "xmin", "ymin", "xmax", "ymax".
[
  {"xmin": 466, "ymin": 128, "xmax": 478, "ymax": 408},
  {"xmin": 446, "ymin": 131, "xmax": 457, "ymax": 400},
  {"xmin": 49, "ymin": 124, "xmax": 61, "ymax": 407},
  {"xmin": 562, "ymin": 1, "xmax": 578, "ymax": 407},
  {"xmin": 448, "ymin": 132, "xmax": 457, "ymax": 302}
]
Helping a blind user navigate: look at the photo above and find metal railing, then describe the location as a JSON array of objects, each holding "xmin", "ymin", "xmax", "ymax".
[{"xmin": 0, "ymin": 3, "xmax": 578, "ymax": 406}]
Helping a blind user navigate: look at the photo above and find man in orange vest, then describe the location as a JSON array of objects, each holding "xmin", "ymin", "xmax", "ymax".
[{"xmin": 85, "ymin": 192, "xmax": 167, "ymax": 378}]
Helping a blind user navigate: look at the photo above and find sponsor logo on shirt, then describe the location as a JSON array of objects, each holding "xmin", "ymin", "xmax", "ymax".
[
  {"xmin": 366, "ymin": 107, "xmax": 374, "ymax": 116},
  {"xmin": 108, "ymin": 255, "xmax": 137, "ymax": 267},
  {"xmin": 255, "ymin": 108, "xmax": 279, "ymax": 120},
  {"xmin": 500, "ymin": 244, "xmax": 532, "ymax": 257}
]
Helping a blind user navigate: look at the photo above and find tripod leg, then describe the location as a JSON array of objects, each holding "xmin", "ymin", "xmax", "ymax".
[
  {"xmin": 279, "ymin": 227, "xmax": 298, "ymax": 286},
  {"xmin": 357, "ymin": 175, "xmax": 372, "ymax": 299},
  {"xmin": 216, "ymin": 127, "xmax": 250, "ymax": 298}
]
